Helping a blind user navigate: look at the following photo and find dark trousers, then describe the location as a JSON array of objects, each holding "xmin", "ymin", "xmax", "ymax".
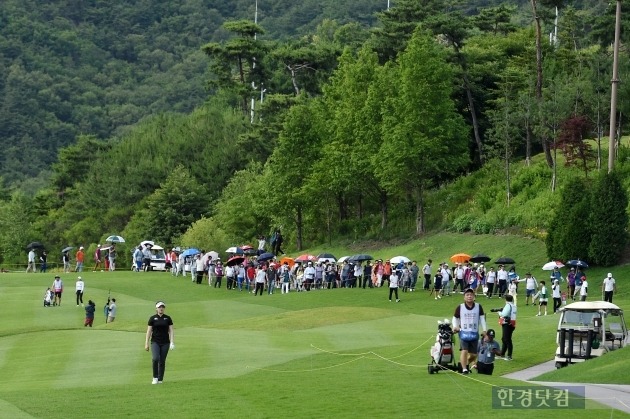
[
  {"xmin": 151, "ymin": 342, "xmax": 170, "ymax": 381},
  {"xmin": 501, "ymin": 324, "xmax": 515, "ymax": 357},
  {"xmin": 477, "ymin": 362, "xmax": 494, "ymax": 375},
  {"xmin": 76, "ymin": 290, "xmax": 83, "ymax": 305},
  {"xmin": 453, "ymin": 278, "xmax": 465, "ymax": 292},
  {"xmin": 255, "ymin": 282, "xmax": 264, "ymax": 295},
  {"xmin": 604, "ymin": 291, "xmax": 613, "ymax": 303},
  {"xmin": 486, "ymin": 283, "xmax": 495, "ymax": 297},
  {"xmin": 388, "ymin": 287, "xmax": 399, "ymax": 300},
  {"xmin": 497, "ymin": 280, "xmax": 507, "ymax": 296},
  {"xmin": 196, "ymin": 271, "xmax": 204, "ymax": 284},
  {"xmin": 553, "ymin": 297, "xmax": 562, "ymax": 312},
  {"xmin": 214, "ymin": 276, "xmax": 222, "ymax": 287},
  {"xmin": 226, "ymin": 276, "xmax": 235, "ymax": 289},
  {"xmin": 423, "ymin": 274, "xmax": 431, "ymax": 290}
]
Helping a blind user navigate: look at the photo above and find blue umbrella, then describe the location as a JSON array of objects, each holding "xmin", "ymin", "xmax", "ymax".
[
  {"xmin": 567, "ymin": 259, "xmax": 589, "ymax": 269},
  {"xmin": 182, "ymin": 248, "xmax": 201, "ymax": 257},
  {"xmin": 257, "ymin": 252, "xmax": 275, "ymax": 262}
]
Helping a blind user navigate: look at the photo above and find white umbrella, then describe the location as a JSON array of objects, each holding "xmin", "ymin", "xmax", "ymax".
[
  {"xmin": 141, "ymin": 240, "xmax": 155, "ymax": 248},
  {"xmin": 225, "ymin": 247, "xmax": 244, "ymax": 255},
  {"xmin": 390, "ymin": 256, "xmax": 411, "ymax": 264},
  {"xmin": 202, "ymin": 251, "xmax": 219, "ymax": 264},
  {"xmin": 542, "ymin": 261, "xmax": 565, "ymax": 271},
  {"xmin": 106, "ymin": 235, "xmax": 125, "ymax": 243},
  {"xmin": 337, "ymin": 256, "xmax": 351, "ymax": 263}
]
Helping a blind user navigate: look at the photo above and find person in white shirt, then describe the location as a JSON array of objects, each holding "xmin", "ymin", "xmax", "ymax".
[
  {"xmin": 535, "ymin": 281, "xmax": 548, "ymax": 316},
  {"xmin": 257, "ymin": 236, "xmax": 266, "ymax": 256},
  {"xmin": 225, "ymin": 265, "xmax": 235, "ymax": 290},
  {"xmin": 580, "ymin": 279, "xmax": 588, "ymax": 301},
  {"xmin": 52, "ymin": 275, "xmax": 63, "ymax": 306},
  {"xmin": 107, "ymin": 298, "xmax": 117, "ymax": 323},
  {"xmin": 603, "ymin": 273, "xmax": 616, "ymax": 303},
  {"xmin": 441, "ymin": 264, "xmax": 451, "ymax": 296},
  {"xmin": 254, "ymin": 266, "xmax": 267, "ymax": 296},
  {"xmin": 452, "ymin": 289, "xmax": 487, "ymax": 374},
  {"xmin": 389, "ymin": 271, "xmax": 400, "ymax": 302},
  {"xmin": 422, "ymin": 260, "xmax": 432, "ymax": 290},
  {"xmin": 552, "ymin": 279, "xmax": 562, "ymax": 313},
  {"xmin": 496, "ymin": 265, "xmax": 509, "ymax": 297},
  {"xmin": 75, "ymin": 276, "xmax": 85, "ymax": 306},
  {"xmin": 485, "ymin": 267, "xmax": 497, "ymax": 298},
  {"xmin": 303, "ymin": 262, "xmax": 316, "ymax": 291},
  {"xmin": 454, "ymin": 263, "xmax": 466, "ymax": 293},
  {"xmin": 507, "ymin": 279, "xmax": 518, "ymax": 305},
  {"xmin": 521, "ymin": 272, "xmax": 538, "ymax": 306},
  {"xmin": 26, "ymin": 249, "xmax": 36, "ymax": 273}
]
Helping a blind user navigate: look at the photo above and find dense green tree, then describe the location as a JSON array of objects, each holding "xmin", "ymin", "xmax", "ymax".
[
  {"xmin": 265, "ymin": 99, "xmax": 323, "ymax": 250},
  {"xmin": 0, "ymin": 192, "xmax": 34, "ymax": 264},
  {"xmin": 546, "ymin": 176, "xmax": 591, "ymax": 261},
  {"xmin": 377, "ymin": 29, "xmax": 469, "ymax": 233},
  {"xmin": 138, "ymin": 166, "xmax": 208, "ymax": 246},
  {"xmin": 588, "ymin": 172, "xmax": 629, "ymax": 267}
]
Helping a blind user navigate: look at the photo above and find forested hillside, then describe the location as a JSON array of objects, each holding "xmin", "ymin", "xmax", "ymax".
[
  {"xmin": 0, "ymin": 0, "xmax": 629, "ymax": 268},
  {"xmin": 0, "ymin": 0, "xmax": 387, "ymax": 188},
  {"xmin": 0, "ymin": 0, "xmax": 612, "ymax": 188}
]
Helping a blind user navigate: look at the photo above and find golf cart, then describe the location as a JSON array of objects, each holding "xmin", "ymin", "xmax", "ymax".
[
  {"xmin": 555, "ymin": 301, "xmax": 628, "ymax": 369},
  {"xmin": 148, "ymin": 244, "xmax": 167, "ymax": 271}
]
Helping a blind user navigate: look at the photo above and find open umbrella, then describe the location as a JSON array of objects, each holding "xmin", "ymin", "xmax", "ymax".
[
  {"xmin": 495, "ymin": 257, "xmax": 515, "ymax": 265},
  {"xmin": 61, "ymin": 246, "xmax": 74, "ymax": 253},
  {"xmin": 182, "ymin": 248, "xmax": 201, "ymax": 257},
  {"xmin": 105, "ymin": 235, "xmax": 125, "ymax": 243},
  {"xmin": 390, "ymin": 256, "xmax": 411, "ymax": 264},
  {"xmin": 337, "ymin": 256, "xmax": 351, "ymax": 263},
  {"xmin": 26, "ymin": 242, "xmax": 45, "ymax": 250},
  {"xmin": 348, "ymin": 254, "xmax": 373, "ymax": 262},
  {"xmin": 567, "ymin": 259, "xmax": 589, "ymax": 269},
  {"xmin": 295, "ymin": 254, "xmax": 317, "ymax": 262},
  {"xmin": 278, "ymin": 257, "xmax": 295, "ymax": 268},
  {"xmin": 202, "ymin": 251, "xmax": 219, "ymax": 264},
  {"xmin": 469, "ymin": 254, "xmax": 491, "ymax": 263},
  {"xmin": 226, "ymin": 255, "xmax": 245, "ymax": 266},
  {"xmin": 225, "ymin": 246, "xmax": 244, "ymax": 255},
  {"xmin": 140, "ymin": 240, "xmax": 154, "ymax": 248},
  {"xmin": 542, "ymin": 261, "xmax": 565, "ymax": 271},
  {"xmin": 450, "ymin": 253, "xmax": 471, "ymax": 264},
  {"xmin": 257, "ymin": 252, "xmax": 275, "ymax": 262}
]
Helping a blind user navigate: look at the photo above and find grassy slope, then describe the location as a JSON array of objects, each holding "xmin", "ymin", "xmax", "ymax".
[{"xmin": 0, "ymin": 231, "xmax": 627, "ymax": 418}]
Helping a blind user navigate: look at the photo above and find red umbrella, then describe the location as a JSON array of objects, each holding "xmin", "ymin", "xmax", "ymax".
[
  {"xmin": 295, "ymin": 254, "xmax": 317, "ymax": 262},
  {"xmin": 226, "ymin": 255, "xmax": 245, "ymax": 267},
  {"xmin": 241, "ymin": 244, "xmax": 254, "ymax": 251}
]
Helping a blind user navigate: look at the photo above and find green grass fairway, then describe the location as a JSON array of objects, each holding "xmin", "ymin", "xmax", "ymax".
[{"xmin": 0, "ymin": 261, "xmax": 627, "ymax": 418}]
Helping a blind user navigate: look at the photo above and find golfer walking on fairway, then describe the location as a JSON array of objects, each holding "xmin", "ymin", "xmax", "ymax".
[{"xmin": 145, "ymin": 301, "xmax": 174, "ymax": 384}]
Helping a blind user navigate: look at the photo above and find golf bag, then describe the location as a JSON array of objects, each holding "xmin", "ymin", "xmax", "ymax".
[{"xmin": 428, "ymin": 319, "xmax": 458, "ymax": 374}]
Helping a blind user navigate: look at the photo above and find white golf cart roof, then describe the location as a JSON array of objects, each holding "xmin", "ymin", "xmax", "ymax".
[{"xmin": 560, "ymin": 301, "xmax": 622, "ymax": 311}]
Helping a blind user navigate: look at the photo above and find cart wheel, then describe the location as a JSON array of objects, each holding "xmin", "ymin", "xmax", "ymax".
[
  {"xmin": 555, "ymin": 362, "xmax": 566, "ymax": 369},
  {"xmin": 428, "ymin": 365, "xmax": 434, "ymax": 374}
]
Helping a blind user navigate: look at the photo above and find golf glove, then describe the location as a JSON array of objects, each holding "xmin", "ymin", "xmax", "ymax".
[{"xmin": 169, "ymin": 342, "xmax": 175, "ymax": 350}]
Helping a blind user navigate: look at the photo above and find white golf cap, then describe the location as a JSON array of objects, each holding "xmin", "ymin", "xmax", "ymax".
[
  {"xmin": 608, "ymin": 273, "xmax": 613, "ymax": 278},
  {"xmin": 77, "ymin": 276, "xmax": 82, "ymax": 280},
  {"xmin": 155, "ymin": 301, "xmax": 165, "ymax": 308}
]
